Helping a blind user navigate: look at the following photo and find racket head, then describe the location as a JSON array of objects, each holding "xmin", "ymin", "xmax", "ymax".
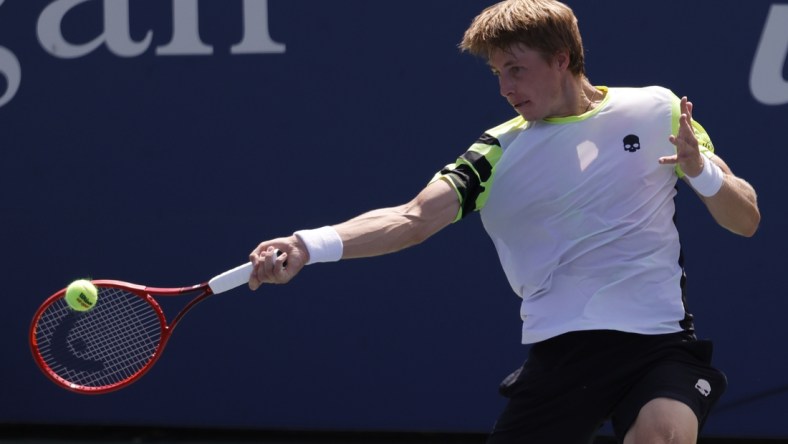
[{"xmin": 29, "ymin": 281, "xmax": 168, "ymax": 394}]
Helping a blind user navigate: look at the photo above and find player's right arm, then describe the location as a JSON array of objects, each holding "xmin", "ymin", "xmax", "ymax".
[
  {"xmin": 337, "ymin": 178, "xmax": 459, "ymax": 258},
  {"xmin": 248, "ymin": 179, "xmax": 459, "ymax": 290}
]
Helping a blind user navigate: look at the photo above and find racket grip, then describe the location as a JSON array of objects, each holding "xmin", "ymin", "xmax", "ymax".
[
  {"xmin": 208, "ymin": 250, "xmax": 283, "ymax": 294},
  {"xmin": 208, "ymin": 262, "xmax": 254, "ymax": 294}
]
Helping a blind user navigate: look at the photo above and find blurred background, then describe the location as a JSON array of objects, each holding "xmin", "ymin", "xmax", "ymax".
[{"xmin": 2, "ymin": 0, "xmax": 787, "ymax": 442}]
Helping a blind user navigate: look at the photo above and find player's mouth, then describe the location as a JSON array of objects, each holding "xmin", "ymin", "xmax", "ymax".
[{"xmin": 512, "ymin": 100, "xmax": 529, "ymax": 109}]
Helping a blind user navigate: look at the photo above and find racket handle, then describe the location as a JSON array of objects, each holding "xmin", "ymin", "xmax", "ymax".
[
  {"xmin": 208, "ymin": 249, "xmax": 283, "ymax": 294},
  {"xmin": 208, "ymin": 262, "xmax": 253, "ymax": 294}
]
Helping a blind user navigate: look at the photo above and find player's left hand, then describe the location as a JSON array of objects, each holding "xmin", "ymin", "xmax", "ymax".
[{"xmin": 659, "ymin": 96, "xmax": 704, "ymax": 177}]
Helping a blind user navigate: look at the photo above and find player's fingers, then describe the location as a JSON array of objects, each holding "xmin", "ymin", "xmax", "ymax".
[
  {"xmin": 248, "ymin": 275, "xmax": 261, "ymax": 291},
  {"xmin": 248, "ymin": 254, "xmax": 263, "ymax": 290},
  {"xmin": 250, "ymin": 241, "xmax": 270, "ymax": 260},
  {"xmin": 248, "ymin": 252, "xmax": 263, "ymax": 290},
  {"xmin": 679, "ymin": 113, "xmax": 692, "ymax": 131},
  {"xmin": 258, "ymin": 247, "xmax": 294, "ymax": 284},
  {"xmin": 274, "ymin": 250, "xmax": 288, "ymax": 270},
  {"xmin": 248, "ymin": 243, "xmax": 274, "ymax": 289},
  {"xmin": 264, "ymin": 247, "xmax": 280, "ymax": 273},
  {"xmin": 658, "ymin": 154, "xmax": 678, "ymax": 165},
  {"xmin": 674, "ymin": 114, "xmax": 697, "ymax": 152},
  {"xmin": 680, "ymin": 96, "xmax": 691, "ymax": 116}
]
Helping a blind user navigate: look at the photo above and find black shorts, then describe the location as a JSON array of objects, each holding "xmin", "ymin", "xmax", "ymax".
[{"xmin": 487, "ymin": 330, "xmax": 727, "ymax": 444}]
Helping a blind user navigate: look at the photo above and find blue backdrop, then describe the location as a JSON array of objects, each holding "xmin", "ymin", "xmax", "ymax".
[{"xmin": 2, "ymin": 0, "xmax": 787, "ymax": 438}]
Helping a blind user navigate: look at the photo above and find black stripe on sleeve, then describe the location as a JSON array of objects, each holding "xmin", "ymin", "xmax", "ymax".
[
  {"xmin": 440, "ymin": 133, "xmax": 499, "ymax": 218},
  {"xmin": 460, "ymin": 150, "xmax": 493, "ymax": 182},
  {"xmin": 441, "ymin": 163, "xmax": 482, "ymax": 218},
  {"xmin": 477, "ymin": 133, "xmax": 500, "ymax": 148}
]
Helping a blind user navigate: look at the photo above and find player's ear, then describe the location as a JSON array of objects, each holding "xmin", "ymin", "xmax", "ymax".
[{"xmin": 552, "ymin": 51, "xmax": 570, "ymax": 72}]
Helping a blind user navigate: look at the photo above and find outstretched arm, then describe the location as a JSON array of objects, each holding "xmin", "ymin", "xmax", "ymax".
[
  {"xmin": 248, "ymin": 179, "xmax": 460, "ymax": 289},
  {"xmin": 658, "ymin": 96, "xmax": 760, "ymax": 237}
]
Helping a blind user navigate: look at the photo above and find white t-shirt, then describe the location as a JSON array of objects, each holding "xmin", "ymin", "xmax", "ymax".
[{"xmin": 433, "ymin": 86, "xmax": 715, "ymax": 344}]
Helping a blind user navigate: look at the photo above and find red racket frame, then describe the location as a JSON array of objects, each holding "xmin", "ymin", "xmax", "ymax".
[{"xmin": 29, "ymin": 279, "xmax": 215, "ymax": 394}]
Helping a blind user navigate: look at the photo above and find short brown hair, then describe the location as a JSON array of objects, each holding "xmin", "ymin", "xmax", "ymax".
[{"xmin": 460, "ymin": 0, "xmax": 586, "ymax": 76}]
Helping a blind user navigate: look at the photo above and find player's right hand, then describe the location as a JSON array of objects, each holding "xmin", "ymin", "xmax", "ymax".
[{"xmin": 248, "ymin": 236, "xmax": 308, "ymax": 289}]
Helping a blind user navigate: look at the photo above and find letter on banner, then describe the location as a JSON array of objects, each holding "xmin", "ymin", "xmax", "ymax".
[
  {"xmin": 156, "ymin": 0, "xmax": 213, "ymax": 55},
  {"xmin": 231, "ymin": 0, "xmax": 286, "ymax": 54},
  {"xmin": 38, "ymin": 0, "xmax": 152, "ymax": 58},
  {"xmin": 0, "ymin": 0, "xmax": 21, "ymax": 109},
  {"xmin": 751, "ymin": 4, "xmax": 788, "ymax": 105},
  {"xmin": 0, "ymin": 46, "xmax": 20, "ymax": 109}
]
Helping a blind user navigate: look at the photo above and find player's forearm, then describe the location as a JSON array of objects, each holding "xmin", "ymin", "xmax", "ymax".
[
  {"xmin": 290, "ymin": 180, "xmax": 458, "ymax": 263},
  {"xmin": 333, "ymin": 180, "xmax": 459, "ymax": 260},
  {"xmin": 334, "ymin": 206, "xmax": 440, "ymax": 259},
  {"xmin": 702, "ymin": 175, "xmax": 760, "ymax": 237}
]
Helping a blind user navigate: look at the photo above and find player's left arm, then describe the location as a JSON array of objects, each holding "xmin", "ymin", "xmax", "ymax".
[
  {"xmin": 694, "ymin": 154, "xmax": 760, "ymax": 237},
  {"xmin": 659, "ymin": 96, "xmax": 760, "ymax": 237}
]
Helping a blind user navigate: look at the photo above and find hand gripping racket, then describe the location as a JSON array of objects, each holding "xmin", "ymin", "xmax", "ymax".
[{"xmin": 29, "ymin": 261, "xmax": 258, "ymax": 394}]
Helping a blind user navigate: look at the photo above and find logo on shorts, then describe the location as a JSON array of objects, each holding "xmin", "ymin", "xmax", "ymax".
[{"xmin": 695, "ymin": 379, "xmax": 711, "ymax": 397}]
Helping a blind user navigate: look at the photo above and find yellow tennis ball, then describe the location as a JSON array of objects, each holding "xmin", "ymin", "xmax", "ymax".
[{"xmin": 64, "ymin": 279, "xmax": 98, "ymax": 312}]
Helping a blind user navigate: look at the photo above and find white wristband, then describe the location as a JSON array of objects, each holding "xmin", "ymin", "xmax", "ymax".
[
  {"xmin": 687, "ymin": 157, "xmax": 724, "ymax": 197},
  {"xmin": 294, "ymin": 226, "xmax": 344, "ymax": 265}
]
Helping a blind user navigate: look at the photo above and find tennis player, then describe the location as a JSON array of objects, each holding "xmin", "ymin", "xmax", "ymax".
[{"xmin": 249, "ymin": 0, "xmax": 760, "ymax": 442}]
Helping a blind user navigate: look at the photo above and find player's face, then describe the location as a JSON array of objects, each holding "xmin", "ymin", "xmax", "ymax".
[{"xmin": 489, "ymin": 44, "xmax": 570, "ymax": 120}]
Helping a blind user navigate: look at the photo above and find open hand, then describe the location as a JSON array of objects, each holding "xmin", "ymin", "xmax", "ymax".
[{"xmin": 659, "ymin": 96, "xmax": 704, "ymax": 177}]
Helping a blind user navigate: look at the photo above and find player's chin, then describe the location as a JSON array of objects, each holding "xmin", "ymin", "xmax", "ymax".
[{"xmin": 514, "ymin": 104, "xmax": 541, "ymax": 121}]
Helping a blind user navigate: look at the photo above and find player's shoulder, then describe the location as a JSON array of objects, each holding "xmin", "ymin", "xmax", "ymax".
[
  {"xmin": 486, "ymin": 115, "xmax": 528, "ymax": 137},
  {"xmin": 609, "ymin": 85, "xmax": 680, "ymax": 104},
  {"xmin": 481, "ymin": 115, "xmax": 529, "ymax": 149}
]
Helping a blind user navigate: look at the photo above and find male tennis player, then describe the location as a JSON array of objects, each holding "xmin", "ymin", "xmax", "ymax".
[{"xmin": 248, "ymin": 0, "xmax": 760, "ymax": 442}]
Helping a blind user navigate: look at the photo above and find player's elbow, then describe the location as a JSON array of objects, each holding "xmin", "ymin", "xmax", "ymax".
[
  {"xmin": 738, "ymin": 212, "xmax": 760, "ymax": 238},
  {"xmin": 724, "ymin": 208, "xmax": 760, "ymax": 238},
  {"xmin": 407, "ymin": 219, "xmax": 439, "ymax": 246},
  {"xmin": 399, "ymin": 207, "xmax": 453, "ymax": 247}
]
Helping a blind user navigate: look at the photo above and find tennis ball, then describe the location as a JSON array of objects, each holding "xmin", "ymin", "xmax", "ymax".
[{"xmin": 64, "ymin": 279, "xmax": 98, "ymax": 312}]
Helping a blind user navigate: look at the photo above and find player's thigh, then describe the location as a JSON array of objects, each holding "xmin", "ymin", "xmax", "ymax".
[
  {"xmin": 487, "ymin": 392, "xmax": 604, "ymax": 444},
  {"xmin": 623, "ymin": 397, "xmax": 698, "ymax": 444}
]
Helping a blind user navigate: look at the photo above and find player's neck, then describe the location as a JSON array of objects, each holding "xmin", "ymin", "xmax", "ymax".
[
  {"xmin": 580, "ymin": 79, "xmax": 603, "ymax": 114},
  {"xmin": 556, "ymin": 76, "xmax": 600, "ymax": 117}
]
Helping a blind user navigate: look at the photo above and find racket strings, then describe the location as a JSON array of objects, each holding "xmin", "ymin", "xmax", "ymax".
[{"xmin": 34, "ymin": 287, "xmax": 163, "ymax": 389}]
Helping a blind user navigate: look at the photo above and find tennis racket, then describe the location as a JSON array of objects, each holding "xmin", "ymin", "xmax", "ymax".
[{"xmin": 29, "ymin": 259, "xmax": 263, "ymax": 394}]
